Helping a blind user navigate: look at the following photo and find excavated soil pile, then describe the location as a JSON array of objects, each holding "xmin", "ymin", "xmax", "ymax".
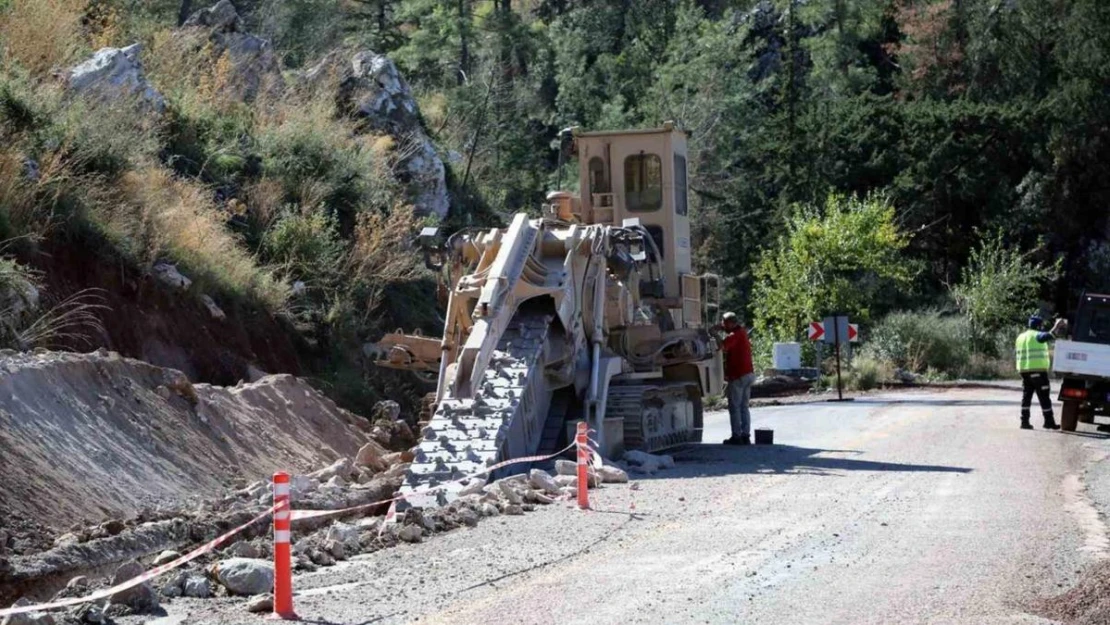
[
  {"xmin": 1033, "ymin": 559, "xmax": 1110, "ymax": 624},
  {"xmin": 0, "ymin": 350, "xmax": 370, "ymax": 530}
]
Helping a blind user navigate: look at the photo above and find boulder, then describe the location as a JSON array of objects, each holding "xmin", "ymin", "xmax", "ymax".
[
  {"xmin": 503, "ymin": 504, "xmax": 524, "ymax": 516},
  {"xmin": 181, "ymin": 1, "xmax": 283, "ymax": 102},
  {"xmin": 325, "ymin": 522, "xmax": 360, "ymax": 552},
  {"xmin": 373, "ymin": 400, "xmax": 402, "ymax": 421},
  {"xmin": 324, "ymin": 539, "xmax": 346, "ymax": 560},
  {"xmin": 330, "ymin": 52, "xmax": 448, "ymax": 218},
  {"xmin": 182, "ymin": 575, "xmax": 212, "ymax": 599},
  {"xmin": 528, "ymin": 469, "xmax": 560, "ymax": 495},
  {"xmin": 108, "ymin": 560, "xmax": 159, "ymax": 612},
  {"xmin": 457, "ymin": 508, "xmax": 480, "ymax": 527},
  {"xmin": 496, "ymin": 480, "xmax": 523, "ymax": 505},
  {"xmin": 225, "ymin": 541, "xmax": 260, "ymax": 559},
  {"xmin": 554, "ymin": 459, "xmax": 577, "ymax": 476},
  {"xmin": 0, "ymin": 275, "xmax": 39, "ymax": 327},
  {"xmin": 290, "ymin": 475, "xmax": 319, "ymax": 500},
  {"xmin": 210, "ymin": 558, "xmax": 274, "ymax": 596},
  {"xmin": 159, "ymin": 572, "xmax": 185, "ymax": 598},
  {"xmin": 310, "ymin": 457, "xmax": 355, "ymax": 482},
  {"xmin": 398, "ymin": 525, "xmax": 422, "ymax": 543},
  {"xmin": 479, "ymin": 503, "xmax": 500, "ymax": 517},
  {"xmin": 596, "ymin": 465, "xmax": 629, "ymax": 484},
  {"xmin": 152, "ymin": 262, "xmax": 192, "ymax": 290},
  {"xmin": 182, "ymin": 0, "xmax": 241, "ymax": 29},
  {"xmin": 66, "ymin": 44, "xmax": 165, "ymax": 113},
  {"xmin": 354, "ymin": 440, "xmax": 390, "ymax": 473},
  {"xmin": 2, "ymin": 598, "xmax": 55, "ymax": 625}
]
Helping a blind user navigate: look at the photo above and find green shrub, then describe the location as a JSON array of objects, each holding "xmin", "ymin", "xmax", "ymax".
[
  {"xmin": 864, "ymin": 310, "xmax": 971, "ymax": 374},
  {"xmin": 849, "ymin": 354, "xmax": 892, "ymax": 391},
  {"xmin": 262, "ymin": 209, "xmax": 344, "ymax": 284},
  {"xmin": 951, "ymin": 230, "xmax": 1059, "ymax": 341}
]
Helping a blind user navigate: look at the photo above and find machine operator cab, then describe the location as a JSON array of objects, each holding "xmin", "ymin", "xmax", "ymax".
[
  {"xmin": 573, "ymin": 123, "xmax": 691, "ymax": 300},
  {"xmin": 545, "ymin": 122, "xmax": 714, "ymax": 336}
]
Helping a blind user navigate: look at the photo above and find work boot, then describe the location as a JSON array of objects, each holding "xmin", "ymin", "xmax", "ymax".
[
  {"xmin": 739, "ymin": 435, "xmax": 752, "ymax": 446},
  {"xmin": 723, "ymin": 436, "xmax": 744, "ymax": 446},
  {"xmin": 1043, "ymin": 416, "xmax": 1060, "ymax": 430},
  {"xmin": 1020, "ymin": 418, "xmax": 1033, "ymax": 430}
]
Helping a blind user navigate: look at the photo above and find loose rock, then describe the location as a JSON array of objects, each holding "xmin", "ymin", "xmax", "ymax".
[
  {"xmin": 355, "ymin": 440, "xmax": 390, "ymax": 473},
  {"xmin": 152, "ymin": 550, "xmax": 180, "ymax": 566},
  {"xmin": 247, "ymin": 595, "xmax": 274, "ymax": 614},
  {"xmin": 398, "ymin": 525, "xmax": 423, "ymax": 543},
  {"xmin": 211, "ymin": 558, "xmax": 274, "ymax": 596},
  {"xmin": 183, "ymin": 575, "xmax": 212, "ymax": 599},
  {"xmin": 554, "ymin": 459, "xmax": 577, "ymax": 476},
  {"xmin": 596, "ymin": 465, "xmax": 629, "ymax": 483},
  {"xmin": 528, "ymin": 469, "xmax": 561, "ymax": 495},
  {"xmin": 109, "ymin": 560, "xmax": 159, "ymax": 612}
]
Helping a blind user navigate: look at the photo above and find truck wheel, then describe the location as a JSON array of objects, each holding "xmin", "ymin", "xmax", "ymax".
[
  {"xmin": 1061, "ymin": 401, "xmax": 1079, "ymax": 432},
  {"xmin": 1079, "ymin": 405, "xmax": 1096, "ymax": 424}
]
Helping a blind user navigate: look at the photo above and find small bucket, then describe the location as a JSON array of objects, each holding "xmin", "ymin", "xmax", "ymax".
[{"xmin": 754, "ymin": 429, "xmax": 774, "ymax": 445}]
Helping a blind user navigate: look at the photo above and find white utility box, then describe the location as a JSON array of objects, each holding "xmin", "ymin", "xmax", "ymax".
[{"xmin": 772, "ymin": 342, "xmax": 802, "ymax": 371}]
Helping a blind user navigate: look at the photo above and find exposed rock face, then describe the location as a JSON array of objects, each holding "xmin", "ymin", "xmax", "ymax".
[
  {"xmin": 182, "ymin": 1, "xmax": 283, "ymax": 103},
  {"xmin": 334, "ymin": 52, "xmax": 449, "ymax": 219},
  {"xmin": 67, "ymin": 44, "xmax": 165, "ymax": 113}
]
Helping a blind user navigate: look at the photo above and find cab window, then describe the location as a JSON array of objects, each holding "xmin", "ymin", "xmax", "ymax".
[
  {"xmin": 624, "ymin": 153, "xmax": 663, "ymax": 212},
  {"xmin": 588, "ymin": 157, "xmax": 610, "ymax": 194},
  {"xmin": 674, "ymin": 153, "xmax": 688, "ymax": 216}
]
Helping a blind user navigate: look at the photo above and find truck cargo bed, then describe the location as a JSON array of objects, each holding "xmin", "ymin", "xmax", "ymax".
[{"xmin": 1053, "ymin": 339, "xmax": 1110, "ymax": 378}]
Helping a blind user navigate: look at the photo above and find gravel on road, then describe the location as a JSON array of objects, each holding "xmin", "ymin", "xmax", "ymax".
[{"xmin": 165, "ymin": 388, "xmax": 1110, "ymax": 625}]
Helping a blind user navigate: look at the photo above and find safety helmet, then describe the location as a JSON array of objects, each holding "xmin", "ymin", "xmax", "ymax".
[{"xmin": 1028, "ymin": 314, "xmax": 1044, "ymax": 329}]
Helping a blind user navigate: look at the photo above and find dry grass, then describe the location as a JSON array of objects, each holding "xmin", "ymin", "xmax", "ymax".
[
  {"xmin": 0, "ymin": 0, "xmax": 85, "ymax": 76},
  {"xmin": 112, "ymin": 167, "xmax": 289, "ymax": 310},
  {"xmin": 348, "ymin": 205, "xmax": 424, "ymax": 316}
]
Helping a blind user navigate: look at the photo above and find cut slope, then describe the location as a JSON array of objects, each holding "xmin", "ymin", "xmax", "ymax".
[{"xmin": 0, "ymin": 350, "xmax": 370, "ymax": 529}]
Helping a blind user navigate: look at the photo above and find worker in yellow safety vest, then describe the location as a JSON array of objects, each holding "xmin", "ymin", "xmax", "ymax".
[{"xmin": 1016, "ymin": 314, "xmax": 1067, "ymax": 430}]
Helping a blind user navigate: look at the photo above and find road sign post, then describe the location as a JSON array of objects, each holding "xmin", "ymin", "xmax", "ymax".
[{"xmin": 808, "ymin": 317, "xmax": 858, "ymax": 401}]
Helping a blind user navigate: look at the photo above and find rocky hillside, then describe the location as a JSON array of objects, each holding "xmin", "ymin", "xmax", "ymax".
[{"xmin": 0, "ymin": 0, "xmax": 453, "ymax": 416}]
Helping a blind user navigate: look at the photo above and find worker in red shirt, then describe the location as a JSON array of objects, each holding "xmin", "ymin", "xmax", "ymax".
[{"xmin": 716, "ymin": 312, "xmax": 755, "ymax": 445}]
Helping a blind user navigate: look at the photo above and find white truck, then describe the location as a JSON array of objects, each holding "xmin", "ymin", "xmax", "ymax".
[{"xmin": 1052, "ymin": 292, "xmax": 1110, "ymax": 431}]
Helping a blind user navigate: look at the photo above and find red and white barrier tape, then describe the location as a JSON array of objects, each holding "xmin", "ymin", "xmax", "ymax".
[
  {"xmin": 0, "ymin": 438, "xmax": 598, "ymax": 617},
  {"xmin": 295, "ymin": 441, "xmax": 578, "ymax": 522},
  {"xmin": 0, "ymin": 503, "xmax": 284, "ymax": 619}
]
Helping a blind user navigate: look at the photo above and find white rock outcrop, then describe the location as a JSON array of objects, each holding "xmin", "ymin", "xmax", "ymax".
[
  {"xmin": 334, "ymin": 52, "xmax": 449, "ymax": 219},
  {"xmin": 67, "ymin": 44, "xmax": 165, "ymax": 113}
]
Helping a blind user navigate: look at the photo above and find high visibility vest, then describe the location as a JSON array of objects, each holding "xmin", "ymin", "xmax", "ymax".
[{"xmin": 1015, "ymin": 330, "xmax": 1050, "ymax": 372}]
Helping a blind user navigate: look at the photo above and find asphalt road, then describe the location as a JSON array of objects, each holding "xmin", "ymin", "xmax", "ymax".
[{"xmin": 188, "ymin": 388, "xmax": 1110, "ymax": 625}]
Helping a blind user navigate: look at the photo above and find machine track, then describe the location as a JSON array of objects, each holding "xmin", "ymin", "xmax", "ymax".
[
  {"xmin": 608, "ymin": 384, "xmax": 703, "ymax": 452},
  {"xmin": 397, "ymin": 311, "xmax": 554, "ymax": 509}
]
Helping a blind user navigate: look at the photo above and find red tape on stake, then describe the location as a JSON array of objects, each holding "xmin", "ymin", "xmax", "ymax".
[
  {"xmin": 1, "ymin": 439, "xmax": 593, "ymax": 618},
  {"xmin": 0, "ymin": 503, "xmax": 283, "ymax": 619}
]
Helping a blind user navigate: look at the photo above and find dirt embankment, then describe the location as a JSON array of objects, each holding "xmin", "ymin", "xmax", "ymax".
[{"xmin": 0, "ymin": 350, "xmax": 371, "ymax": 531}]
